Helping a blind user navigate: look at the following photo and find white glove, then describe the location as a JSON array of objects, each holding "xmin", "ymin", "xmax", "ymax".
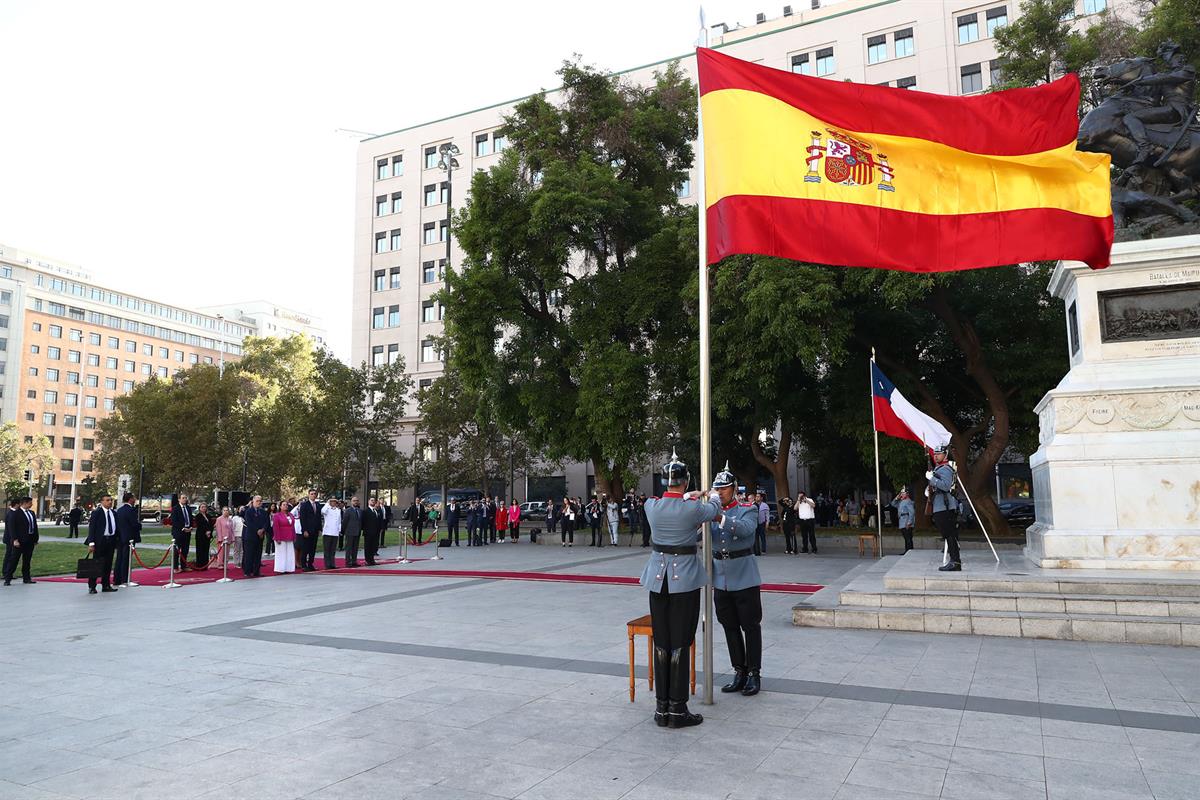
[
  {"xmin": 924, "ymin": 470, "xmax": 933, "ymax": 481},
  {"xmin": 718, "ymin": 514, "xmax": 727, "ymax": 527},
  {"xmin": 708, "ymin": 490, "xmax": 720, "ymax": 503}
]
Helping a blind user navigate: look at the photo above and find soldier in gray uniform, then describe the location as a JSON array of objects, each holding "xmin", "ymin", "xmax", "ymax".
[
  {"xmin": 926, "ymin": 444, "xmax": 962, "ymax": 571},
  {"xmin": 640, "ymin": 450, "xmax": 721, "ymax": 729},
  {"xmin": 711, "ymin": 464, "xmax": 764, "ymax": 697}
]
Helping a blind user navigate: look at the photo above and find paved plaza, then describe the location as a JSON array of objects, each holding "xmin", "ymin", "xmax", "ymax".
[{"xmin": 1, "ymin": 543, "xmax": 1198, "ymax": 800}]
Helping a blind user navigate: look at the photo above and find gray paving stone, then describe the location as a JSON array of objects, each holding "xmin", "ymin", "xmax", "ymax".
[
  {"xmin": 1043, "ymin": 756, "xmax": 1154, "ymax": 800},
  {"xmin": 941, "ymin": 769, "xmax": 1047, "ymax": 800},
  {"xmin": 844, "ymin": 759, "xmax": 946, "ymax": 796},
  {"xmin": 859, "ymin": 738, "xmax": 952, "ymax": 769}
]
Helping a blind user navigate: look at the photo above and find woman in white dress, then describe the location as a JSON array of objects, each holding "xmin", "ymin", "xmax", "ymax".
[{"xmin": 271, "ymin": 501, "xmax": 297, "ymax": 573}]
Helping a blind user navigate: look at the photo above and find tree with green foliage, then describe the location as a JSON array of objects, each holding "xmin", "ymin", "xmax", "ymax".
[
  {"xmin": 445, "ymin": 58, "xmax": 697, "ymax": 500},
  {"xmin": 0, "ymin": 423, "xmax": 52, "ymax": 506},
  {"xmin": 1138, "ymin": 0, "xmax": 1200, "ymax": 85}
]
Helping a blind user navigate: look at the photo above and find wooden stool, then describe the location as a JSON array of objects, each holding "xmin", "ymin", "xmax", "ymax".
[
  {"xmin": 858, "ymin": 533, "xmax": 877, "ymax": 557},
  {"xmin": 627, "ymin": 614, "xmax": 696, "ymax": 702}
]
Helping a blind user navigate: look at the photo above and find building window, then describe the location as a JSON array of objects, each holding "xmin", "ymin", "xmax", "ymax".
[
  {"xmin": 894, "ymin": 28, "xmax": 914, "ymax": 58},
  {"xmin": 32, "ymin": 322, "xmax": 41, "ymax": 332},
  {"xmin": 476, "ymin": 133, "xmax": 491, "ymax": 157},
  {"xmin": 63, "ymin": 436, "xmax": 75, "ymax": 449},
  {"xmin": 986, "ymin": 6, "xmax": 1008, "ymax": 35},
  {"xmin": 375, "ymin": 232, "xmax": 387, "ymax": 254},
  {"xmin": 389, "ymin": 267, "xmax": 401, "ymax": 289},
  {"xmin": 419, "ymin": 378, "xmax": 432, "ymax": 390},
  {"xmin": 958, "ymin": 13, "xmax": 979, "ymax": 44},
  {"xmin": 424, "ymin": 146, "xmax": 438, "ymax": 169},
  {"xmin": 388, "ymin": 305, "xmax": 400, "ymax": 327},
  {"xmin": 422, "ymin": 262, "xmax": 437, "ymax": 283},
  {"xmin": 83, "ymin": 438, "xmax": 94, "ymax": 451},
  {"xmin": 677, "ymin": 178, "xmax": 691, "ymax": 198},
  {"xmin": 155, "ymin": 366, "xmax": 167, "ymax": 378},
  {"xmin": 68, "ymin": 350, "xmax": 81, "ymax": 363},
  {"xmin": 27, "ymin": 367, "xmax": 37, "ymax": 377},
  {"xmin": 1083, "ymin": 0, "xmax": 1105, "ymax": 11},
  {"xmin": 85, "ymin": 395, "xmax": 98, "ymax": 408},
  {"xmin": 65, "ymin": 393, "xmax": 77, "ymax": 406},
  {"xmin": 141, "ymin": 363, "xmax": 151, "ymax": 375},
  {"xmin": 86, "ymin": 354, "xmax": 99, "ymax": 366},
  {"xmin": 125, "ymin": 360, "xmax": 135, "ymax": 372},
  {"xmin": 896, "ymin": 76, "xmax": 917, "ymax": 90},
  {"xmin": 108, "ymin": 336, "xmax": 118, "ymax": 348},
  {"xmin": 24, "ymin": 413, "xmax": 34, "ymax": 422},
  {"xmin": 374, "ymin": 270, "xmax": 386, "ymax": 291},
  {"xmin": 390, "ymin": 229, "xmax": 402, "ymax": 250},
  {"xmin": 961, "ymin": 62, "xmax": 983, "ymax": 94},
  {"xmin": 106, "ymin": 356, "xmax": 117, "ymax": 369},
  {"xmin": 0, "ymin": 291, "xmax": 8, "ymax": 305},
  {"xmin": 61, "ymin": 458, "xmax": 73, "ymax": 471},
  {"xmin": 815, "ymin": 47, "xmax": 835, "ymax": 76},
  {"xmin": 376, "ymin": 158, "xmax": 388, "ymax": 180},
  {"xmin": 372, "ymin": 307, "xmax": 384, "ymax": 329},
  {"xmin": 49, "ymin": 324, "xmax": 62, "ymax": 338},
  {"xmin": 125, "ymin": 340, "xmax": 136, "ymax": 352},
  {"xmin": 123, "ymin": 380, "xmax": 134, "ymax": 392},
  {"xmin": 392, "ymin": 155, "xmax": 404, "ymax": 176},
  {"xmin": 30, "ymin": 345, "xmax": 40, "ymax": 355},
  {"xmin": 45, "ymin": 390, "xmax": 58, "ymax": 404},
  {"xmin": 493, "ymin": 133, "xmax": 507, "ymax": 152},
  {"xmin": 142, "ymin": 343, "xmax": 152, "ymax": 355},
  {"xmin": 26, "ymin": 389, "xmax": 36, "ymax": 398},
  {"xmin": 63, "ymin": 415, "xmax": 75, "ymax": 427},
  {"xmin": 85, "ymin": 374, "xmax": 97, "ymax": 387},
  {"xmin": 791, "ymin": 53, "xmax": 813, "ymax": 75},
  {"xmin": 990, "ymin": 59, "xmax": 1005, "ymax": 87},
  {"xmin": 387, "ymin": 343, "xmax": 400, "ymax": 364},
  {"xmin": 439, "ymin": 220, "xmax": 448, "ymax": 242},
  {"xmin": 104, "ymin": 397, "xmax": 116, "ymax": 410},
  {"xmin": 88, "ymin": 332, "xmax": 100, "ymax": 345},
  {"xmin": 157, "ymin": 346, "xmax": 167, "ymax": 358},
  {"xmin": 80, "ymin": 460, "xmax": 93, "ymax": 472},
  {"xmin": 420, "ymin": 340, "xmax": 438, "ymax": 363},
  {"xmin": 43, "ymin": 413, "xmax": 56, "ymax": 425},
  {"xmin": 376, "ymin": 195, "xmax": 388, "ymax": 216},
  {"xmin": 189, "ymin": 353, "xmax": 198, "ymax": 364},
  {"xmin": 47, "ymin": 346, "xmax": 61, "ymax": 360},
  {"xmin": 46, "ymin": 368, "xmax": 59, "ymax": 381},
  {"xmin": 391, "ymin": 192, "xmax": 402, "ymax": 213},
  {"xmin": 84, "ymin": 417, "xmax": 96, "ymax": 429},
  {"xmin": 105, "ymin": 377, "xmax": 116, "ymax": 390},
  {"xmin": 371, "ymin": 345, "xmax": 384, "ymax": 367},
  {"xmin": 69, "ymin": 329, "xmax": 82, "ymax": 342},
  {"xmin": 867, "ymin": 34, "xmax": 887, "ymax": 64},
  {"xmin": 423, "ymin": 223, "xmax": 437, "ymax": 245},
  {"xmin": 422, "ymin": 301, "xmax": 436, "ymax": 323}
]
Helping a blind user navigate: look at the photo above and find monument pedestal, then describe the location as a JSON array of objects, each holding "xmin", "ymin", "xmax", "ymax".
[{"xmin": 1027, "ymin": 235, "xmax": 1200, "ymax": 570}]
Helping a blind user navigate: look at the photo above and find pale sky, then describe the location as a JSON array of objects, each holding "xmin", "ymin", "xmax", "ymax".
[{"xmin": 0, "ymin": 0, "xmax": 786, "ymax": 360}]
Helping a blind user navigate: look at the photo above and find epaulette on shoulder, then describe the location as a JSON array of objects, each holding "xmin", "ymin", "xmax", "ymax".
[{"xmin": 738, "ymin": 502, "xmax": 754, "ymax": 507}]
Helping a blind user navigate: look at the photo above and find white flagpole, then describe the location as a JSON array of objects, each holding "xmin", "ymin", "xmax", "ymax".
[
  {"xmin": 870, "ymin": 349, "xmax": 883, "ymax": 559},
  {"xmin": 696, "ymin": 9, "xmax": 714, "ymax": 707}
]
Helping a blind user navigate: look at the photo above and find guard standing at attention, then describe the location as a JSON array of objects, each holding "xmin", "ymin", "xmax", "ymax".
[
  {"xmin": 710, "ymin": 464, "xmax": 764, "ymax": 696},
  {"xmin": 927, "ymin": 444, "xmax": 962, "ymax": 572},
  {"xmin": 641, "ymin": 450, "xmax": 721, "ymax": 729}
]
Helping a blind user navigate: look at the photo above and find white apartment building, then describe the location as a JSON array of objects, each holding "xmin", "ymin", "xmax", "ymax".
[
  {"xmin": 352, "ymin": 0, "xmax": 1124, "ymax": 502},
  {"xmin": 199, "ymin": 300, "xmax": 328, "ymax": 349}
]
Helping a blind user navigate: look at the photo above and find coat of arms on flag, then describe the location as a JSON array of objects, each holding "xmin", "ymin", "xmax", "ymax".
[{"xmin": 804, "ymin": 129, "xmax": 895, "ymax": 191}]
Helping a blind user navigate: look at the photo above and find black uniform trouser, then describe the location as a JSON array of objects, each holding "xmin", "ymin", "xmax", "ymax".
[
  {"xmin": 934, "ymin": 510, "xmax": 960, "ymax": 564},
  {"xmin": 323, "ymin": 536, "xmax": 338, "ymax": 568},
  {"xmin": 3, "ymin": 540, "xmax": 34, "ymax": 581},
  {"xmin": 363, "ymin": 530, "xmax": 379, "ymax": 562},
  {"xmin": 172, "ymin": 531, "xmax": 190, "ymax": 569},
  {"xmin": 113, "ymin": 538, "xmax": 132, "ymax": 585},
  {"xmin": 589, "ymin": 521, "xmax": 601, "ymax": 547},
  {"xmin": 68, "ymin": 521, "xmax": 80, "ymax": 538},
  {"xmin": 629, "ymin": 523, "xmax": 639, "ymax": 546},
  {"xmin": 782, "ymin": 524, "xmax": 796, "ymax": 553},
  {"xmin": 242, "ymin": 532, "xmax": 263, "ymax": 576},
  {"xmin": 649, "ymin": 586, "xmax": 701, "ymax": 702},
  {"xmin": 449, "ymin": 521, "xmax": 459, "ymax": 545},
  {"xmin": 754, "ymin": 523, "xmax": 766, "ymax": 555},
  {"xmin": 195, "ymin": 532, "xmax": 211, "ymax": 567},
  {"xmin": 715, "ymin": 586, "xmax": 763, "ymax": 673},
  {"xmin": 89, "ymin": 540, "xmax": 115, "ymax": 589},
  {"xmin": 641, "ymin": 524, "xmax": 651, "ymax": 547},
  {"xmin": 561, "ymin": 522, "xmax": 574, "ymax": 544},
  {"xmin": 901, "ymin": 526, "xmax": 914, "ymax": 553},
  {"xmin": 800, "ymin": 519, "xmax": 817, "ymax": 552},
  {"xmin": 302, "ymin": 531, "xmax": 318, "ymax": 569}
]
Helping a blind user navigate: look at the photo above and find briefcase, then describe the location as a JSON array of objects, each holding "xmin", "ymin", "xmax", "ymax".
[{"xmin": 76, "ymin": 555, "xmax": 105, "ymax": 580}]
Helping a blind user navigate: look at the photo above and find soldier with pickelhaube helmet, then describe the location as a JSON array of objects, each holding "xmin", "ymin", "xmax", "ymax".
[
  {"xmin": 711, "ymin": 462, "xmax": 764, "ymax": 696},
  {"xmin": 640, "ymin": 448, "xmax": 721, "ymax": 729},
  {"xmin": 926, "ymin": 442, "xmax": 962, "ymax": 572}
]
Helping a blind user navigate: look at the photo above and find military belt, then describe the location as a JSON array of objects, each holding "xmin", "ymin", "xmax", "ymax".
[
  {"xmin": 713, "ymin": 547, "xmax": 754, "ymax": 560},
  {"xmin": 652, "ymin": 544, "xmax": 697, "ymax": 555}
]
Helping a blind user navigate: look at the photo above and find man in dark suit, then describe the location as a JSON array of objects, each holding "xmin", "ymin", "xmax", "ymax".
[
  {"xmin": 171, "ymin": 493, "xmax": 193, "ymax": 571},
  {"xmin": 68, "ymin": 503, "xmax": 83, "ymax": 538},
  {"xmin": 382, "ymin": 503, "xmax": 392, "ymax": 548},
  {"xmin": 113, "ymin": 492, "xmax": 142, "ymax": 587},
  {"xmin": 297, "ymin": 488, "xmax": 322, "ymax": 572},
  {"xmin": 342, "ymin": 496, "xmax": 363, "ymax": 568},
  {"xmin": 3, "ymin": 496, "xmax": 38, "ymax": 586},
  {"xmin": 84, "ymin": 493, "xmax": 119, "ymax": 594},
  {"xmin": 362, "ymin": 497, "xmax": 385, "ymax": 566},
  {"xmin": 240, "ymin": 495, "xmax": 270, "ymax": 577},
  {"xmin": 446, "ymin": 499, "xmax": 460, "ymax": 546}
]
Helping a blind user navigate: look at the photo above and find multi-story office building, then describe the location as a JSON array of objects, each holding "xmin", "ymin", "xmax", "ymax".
[
  {"xmin": 199, "ymin": 300, "xmax": 328, "ymax": 350},
  {"xmin": 0, "ymin": 244, "xmax": 316, "ymax": 512},
  {"xmin": 352, "ymin": 0, "xmax": 1123, "ymax": 502}
]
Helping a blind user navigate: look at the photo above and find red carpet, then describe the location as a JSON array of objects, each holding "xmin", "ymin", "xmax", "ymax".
[{"xmin": 41, "ymin": 556, "xmax": 822, "ymax": 594}]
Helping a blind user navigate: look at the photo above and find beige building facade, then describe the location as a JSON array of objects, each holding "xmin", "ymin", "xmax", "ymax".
[{"xmin": 352, "ymin": 0, "xmax": 1125, "ymax": 501}]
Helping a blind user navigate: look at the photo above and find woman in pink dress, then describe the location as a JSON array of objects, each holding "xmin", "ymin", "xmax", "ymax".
[
  {"xmin": 214, "ymin": 507, "xmax": 235, "ymax": 570},
  {"xmin": 272, "ymin": 501, "xmax": 297, "ymax": 573},
  {"xmin": 507, "ymin": 500, "xmax": 521, "ymax": 542}
]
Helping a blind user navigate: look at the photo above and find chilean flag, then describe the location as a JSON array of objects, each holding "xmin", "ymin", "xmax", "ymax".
[{"xmin": 871, "ymin": 362, "xmax": 952, "ymax": 450}]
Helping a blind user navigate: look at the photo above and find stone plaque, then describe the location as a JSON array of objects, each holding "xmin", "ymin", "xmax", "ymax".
[{"xmin": 1098, "ymin": 282, "xmax": 1200, "ymax": 343}]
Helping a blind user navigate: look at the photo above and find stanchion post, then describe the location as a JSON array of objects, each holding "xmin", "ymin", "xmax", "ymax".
[
  {"xmin": 216, "ymin": 540, "xmax": 234, "ymax": 583},
  {"xmin": 123, "ymin": 541, "xmax": 140, "ymax": 588},
  {"xmin": 163, "ymin": 544, "xmax": 182, "ymax": 589},
  {"xmin": 398, "ymin": 531, "xmax": 411, "ymax": 564},
  {"xmin": 430, "ymin": 535, "xmax": 443, "ymax": 561}
]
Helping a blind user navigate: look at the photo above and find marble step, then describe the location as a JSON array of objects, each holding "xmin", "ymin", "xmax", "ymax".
[
  {"xmin": 840, "ymin": 589, "xmax": 1200, "ymax": 617},
  {"xmin": 883, "ymin": 563, "xmax": 1200, "ymax": 597},
  {"xmin": 792, "ymin": 604, "xmax": 1200, "ymax": 646}
]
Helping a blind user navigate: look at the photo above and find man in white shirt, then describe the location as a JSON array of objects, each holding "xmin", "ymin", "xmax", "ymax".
[
  {"xmin": 321, "ymin": 499, "xmax": 343, "ymax": 570},
  {"xmin": 795, "ymin": 491, "xmax": 817, "ymax": 554},
  {"xmin": 85, "ymin": 493, "xmax": 120, "ymax": 594}
]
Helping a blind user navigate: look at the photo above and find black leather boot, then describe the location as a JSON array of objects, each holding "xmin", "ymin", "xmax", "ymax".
[
  {"xmin": 742, "ymin": 670, "xmax": 761, "ymax": 696},
  {"xmin": 938, "ymin": 562, "xmax": 962, "ymax": 572},
  {"xmin": 721, "ymin": 669, "xmax": 747, "ymax": 693},
  {"xmin": 654, "ymin": 699, "xmax": 669, "ymax": 728},
  {"xmin": 667, "ymin": 648, "xmax": 702, "ymax": 728},
  {"xmin": 653, "ymin": 646, "xmax": 670, "ymax": 725}
]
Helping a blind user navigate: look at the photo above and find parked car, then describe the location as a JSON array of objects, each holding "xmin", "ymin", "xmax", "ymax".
[
  {"xmin": 419, "ymin": 489, "xmax": 483, "ymax": 506},
  {"xmin": 959, "ymin": 499, "xmax": 1035, "ymax": 528},
  {"xmin": 519, "ymin": 501, "xmax": 548, "ymax": 520}
]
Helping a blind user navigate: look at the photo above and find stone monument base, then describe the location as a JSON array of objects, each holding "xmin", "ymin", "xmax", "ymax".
[{"xmin": 1026, "ymin": 235, "xmax": 1200, "ymax": 571}]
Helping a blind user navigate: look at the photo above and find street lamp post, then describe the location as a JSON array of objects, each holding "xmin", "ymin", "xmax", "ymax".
[
  {"xmin": 67, "ymin": 353, "xmax": 89, "ymax": 510},
  {"xmin": 436, "ymin": 142, "xmax": 460, "ymax": 512}
]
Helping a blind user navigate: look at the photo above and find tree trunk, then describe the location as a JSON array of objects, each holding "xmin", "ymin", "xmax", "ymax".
[{"xmin": 750, "ymin": 427, "xmax": 793, "ymax": 500}]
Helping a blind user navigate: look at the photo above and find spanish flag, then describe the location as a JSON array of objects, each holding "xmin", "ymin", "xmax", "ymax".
[{"xmin": 697, "ymin": 47, "xmax": 1113, "ymax": 271}]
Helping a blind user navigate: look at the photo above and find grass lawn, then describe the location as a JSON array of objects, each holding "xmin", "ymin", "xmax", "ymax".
[{"xmin": 11, "ymin": 541, "xmax": 91, "ymax": 578}]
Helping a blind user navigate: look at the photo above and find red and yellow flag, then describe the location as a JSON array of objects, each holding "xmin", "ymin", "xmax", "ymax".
[{"xmin": 697, "ymin": 47, "xmax": 1113, "ymax": 271}]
